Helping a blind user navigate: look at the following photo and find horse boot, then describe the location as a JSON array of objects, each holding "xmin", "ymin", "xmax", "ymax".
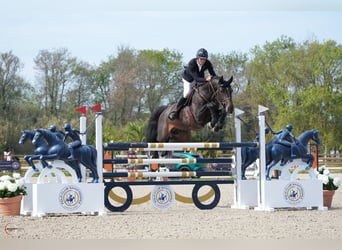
[{"xmin": 168, "ymin": 97, "xmax": 187, "ymax": 120}]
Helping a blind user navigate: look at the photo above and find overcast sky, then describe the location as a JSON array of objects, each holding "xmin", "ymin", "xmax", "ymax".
[{"xmin": 1, "ymin": 0, "xmax": 342, "ymax": 81}]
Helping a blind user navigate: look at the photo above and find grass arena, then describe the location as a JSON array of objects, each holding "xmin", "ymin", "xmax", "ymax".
[{"xmin": 1, "ymin": 105, "xmax": 342, "ymax": 239}]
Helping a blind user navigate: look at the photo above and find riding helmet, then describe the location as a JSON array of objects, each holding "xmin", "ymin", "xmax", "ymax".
[
  {"xmin": 286, "ymin": 124, "xmax": 293, "ymax": 131},
  {"xmin": 196, "ymin": 48, "xmax": 208, "ymax": 59},
  {"xmin": 64, "ymin": 123, "xmax": 71, "ymax": 130},
  {"xmin": 49, "ymin": 125, "xmax": 57, "ymax": 132}
]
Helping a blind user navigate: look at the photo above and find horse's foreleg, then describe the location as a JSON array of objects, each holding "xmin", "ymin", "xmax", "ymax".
[
  {"xmin": 26, "ymin": 155, "xmax": 43, "ymax": 171},
  {"xmin": 214, "ymin": 110, "xmax": 227, "ymax": 131},
  {"xmin": 40, "ymin": 154, "xmax": 58, "ymax": 168},
  {"xmin": 206, "ymin": 103, "xmax": 219, "ymax": 128}
]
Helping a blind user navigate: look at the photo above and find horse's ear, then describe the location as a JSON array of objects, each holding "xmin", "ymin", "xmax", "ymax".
[{"xmin": 227, "ymin": 75, "xmax": 233, "ymax": 84}]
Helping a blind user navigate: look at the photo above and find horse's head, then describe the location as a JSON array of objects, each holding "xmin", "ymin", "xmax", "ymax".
[
  {"xmin": 311, "ymin": 130, "xmax": 321, "ymax": 145},
  {"xmin": 210, "ymin": 75, "xmax": 234, "ymax": 114},
  {"xmin": 19, "ymin": 130, "xmax": 34, "ymax": 145},
  {"xmin": 32, "ymin": 129, "xmax": 43, "ymax": 145}
]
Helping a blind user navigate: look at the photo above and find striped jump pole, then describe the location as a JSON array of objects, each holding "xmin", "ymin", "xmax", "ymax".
[
  {"xmin": 104, "ymin": 141, "xmax": 258, "ymax": 151},
  {"xmin": 103, "ymin": 157, "xmax": 233, "ymax": 165},
  {"xmin": 103, "ymin": 170, "xmax": 233, "ymax": 179}
]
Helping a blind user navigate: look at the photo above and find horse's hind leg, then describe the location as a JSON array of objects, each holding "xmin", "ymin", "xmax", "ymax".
[
  {"xmin": 265, "ymin": 161, "xmax": 277, "ymax": 181},
  {"xmin": 88, "ymin": 164, "xmax": 99, "ymax": 183},
  {"xmin": 305, "ymin": 154, "xmax": 314, "ymax": 169}
]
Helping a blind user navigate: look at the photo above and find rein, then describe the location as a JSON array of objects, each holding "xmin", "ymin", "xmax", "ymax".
[{"xmin": 194, "ymin": 80, "xmax": 221, "ymax": 103}]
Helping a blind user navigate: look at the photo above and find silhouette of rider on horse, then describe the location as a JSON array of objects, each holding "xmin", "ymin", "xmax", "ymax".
[
  {"xmin": 168, "ymin": 48, "xmax": 217, "ymax": 121},
  {"xmin": 63, "ymin": 123, "xmax": 82, "ymax": 160},
  {"xmin": 274, "ymin": 124, "xmax": 297, "ymax": 158},
  {"xmin": 49, "ymin": 124, "xmax": 65, "ymax": 140}
]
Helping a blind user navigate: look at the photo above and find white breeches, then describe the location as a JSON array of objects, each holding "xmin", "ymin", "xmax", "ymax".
[{"xmin": 182, "ymin": 78, "xmax": 191, "ymax": 98}]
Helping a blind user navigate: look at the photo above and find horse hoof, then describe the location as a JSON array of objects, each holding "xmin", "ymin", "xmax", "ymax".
[{"xmin": 266, "ymin": 176, "xmax": 271, "ymax": 181}]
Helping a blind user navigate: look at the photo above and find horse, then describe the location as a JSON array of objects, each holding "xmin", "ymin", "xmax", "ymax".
[
  {"xmin": 241, "ymin": 130, "xmax": 321, "ymax": 180},
  {"xmin": 145, "ymin": 76, "xmax": 234, "ymax": 147},
  {"xmin": 32, "ymin": 129, "xmax": 99, "ymax": 183},
  {"xmin": 19, "ymin": 130, "xmax": 49, "ymax": 171},
  {"xmin": 265, "ymin": 129, "xmax": 320, "ymax": 180}
]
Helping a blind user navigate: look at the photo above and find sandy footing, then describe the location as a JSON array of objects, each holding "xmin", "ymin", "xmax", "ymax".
[{"xmin": 1, "ymin": 175, "xmax": 342, "ymax": 239}]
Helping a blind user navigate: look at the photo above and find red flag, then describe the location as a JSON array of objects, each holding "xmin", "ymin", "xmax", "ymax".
[
  {"xmin": 75, "ymin": 105, "xmax": 87, "ymax": 115},
  {"xmin": 90, "ymin": 103, "xmax": 102, "ymax": 112}
]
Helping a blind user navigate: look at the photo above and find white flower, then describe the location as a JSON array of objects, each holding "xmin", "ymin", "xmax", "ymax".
[
  {"xmin": 0, "ymin": 175, "xmax": 12, "ymax": 181},
  {"xmin": 0, "ymin": 173, "xmax": 27, "ymax": 198},
  {"xmin": 322, "ymin": 175, "xmax": 329, "ymax": 185},
  {"xmin": 7, "ymin": 182, "xmax": 18, "ymax": 192},
  {"xmin": 16, "ymin": 178, "xmax": 25, "ymax": 187},
  {"xmin": 323, "ymin": 169, "xmax": 330, "ymax": 175},
  {"xmin": 13, "ymin": 173, "xmax": 21, "ymax": 179},
  {"xmin": 333, "ymin": 177, "xmax": 341, "ymax": 187},
  {"xmin": 318, "ymin": 166, "xmax": 325, "ymax": 172}
]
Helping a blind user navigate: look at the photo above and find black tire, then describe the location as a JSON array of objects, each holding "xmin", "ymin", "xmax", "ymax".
[
  {"xmin": 104, "ymin": 183, "xmax": 133, "ymax": 212},
  {"xmin": 179, "ymin": 166, "xmax": 191, "ymax": 171},
  {"xmin": 192, "ymin": 183, "xmax": 220, "ymax": 209}
]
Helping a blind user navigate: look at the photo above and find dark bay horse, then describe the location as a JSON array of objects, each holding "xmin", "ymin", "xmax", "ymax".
[
  {"xmin": 241, "ymin": 130, "xmax": 320, "ymax": 180},
  {"xmin": 145, "ymin": 76, "xmax": 234, "ymax": 145},
  {"xmin": 32, "ymin": 129, "xmax": 99, "ymax": 183}
]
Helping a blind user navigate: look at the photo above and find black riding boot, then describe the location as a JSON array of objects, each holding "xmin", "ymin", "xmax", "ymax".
[
  {"xmin": 290, "ymin": 144, "xmax": 296, "ymax": 158},
  {"xmin": 168, "ymin": 97, "xmax": 187, "ymax": 120},
  {"xmin": 68, "ymin": 147, "xmax": 75, "ymax": 160}
]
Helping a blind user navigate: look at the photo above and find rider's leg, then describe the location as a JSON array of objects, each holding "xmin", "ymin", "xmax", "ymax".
[
  {"xmin": 169, "ymin": 79, "xmax": 190, "ymax": 120},
  {"xmin": 68, "ymin": 146, "xmax": 75, "ymax": 160},
  {"xmin": 168, "ymin": 96, "xmax": 187, "ymax": 120},
  {"xmin": 290, "ymin": 144, "xmax": 296, "ymax": 158}
]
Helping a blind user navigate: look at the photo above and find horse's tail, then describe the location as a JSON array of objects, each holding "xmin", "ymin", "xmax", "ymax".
[{"xmin": 145, "ymin": 105, "xmax": 168, "ymax": 142}]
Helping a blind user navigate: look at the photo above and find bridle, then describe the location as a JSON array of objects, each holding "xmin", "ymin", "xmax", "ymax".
[{"xmin": 195, "ymin": 77, "xmax": 233, "ymax": 107}]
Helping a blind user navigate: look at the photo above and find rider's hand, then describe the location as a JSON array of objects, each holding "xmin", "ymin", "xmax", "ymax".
[{"xmin": 205, "ymin": 75, "xmax": 212, "ymax": 81}]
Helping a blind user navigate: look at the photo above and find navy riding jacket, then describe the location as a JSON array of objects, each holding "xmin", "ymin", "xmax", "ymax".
[{"xmin": 182, "ymin": 58, "xmax": 216, "ymax": 83}]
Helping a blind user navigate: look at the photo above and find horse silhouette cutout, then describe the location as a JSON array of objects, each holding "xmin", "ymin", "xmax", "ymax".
[
  {"xmin": 145, "ymin": 76, "xmax": 234, "ymax": 157},
  {"xmin": 19, "ymin": 129, "xmax": 84, "ymax": 181},
  {"xmin": 32, "ymin": 129, "xmax": 99, "ymax": 183},
  {"xmin": 19, "ymin": 130, "xmax": 49, "ymax": 171},
  {"xmin": 265, "ymin": 129, "xmax": 320, "ymax": 180},
  {"xmin": 241, "ymin": 130, "xmax": 320, "ymax": 180}
]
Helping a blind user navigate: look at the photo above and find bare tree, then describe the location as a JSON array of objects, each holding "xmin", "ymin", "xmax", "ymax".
[{"xmin": 34, "ymin": 48, "xmax": 76, "ymax": 116}]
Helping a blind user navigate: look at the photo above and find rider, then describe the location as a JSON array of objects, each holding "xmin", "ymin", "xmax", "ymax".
[
  {"xmin": 168, "ymin": 48, "xmax": 217, "ymax": 120},
  {"xmin": 274, "ymin": 124, "xmax": 297, "ymax": 158},
  {"xmin": 63, "ymin": 123, "xmax": 82, "ymax": 160},
  {"xmin": 49, "ymin": 124, "xmax": 65, "ymax": 140}
]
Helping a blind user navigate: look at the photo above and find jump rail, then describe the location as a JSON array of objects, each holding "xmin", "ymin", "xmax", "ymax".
[
  {"xmin": 104, "ymin": 142, "xmax": 258, "ymax": 151},
  {"xmin": 103, "ymin": 157, "xmax": 233, "ymax": 165}
]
